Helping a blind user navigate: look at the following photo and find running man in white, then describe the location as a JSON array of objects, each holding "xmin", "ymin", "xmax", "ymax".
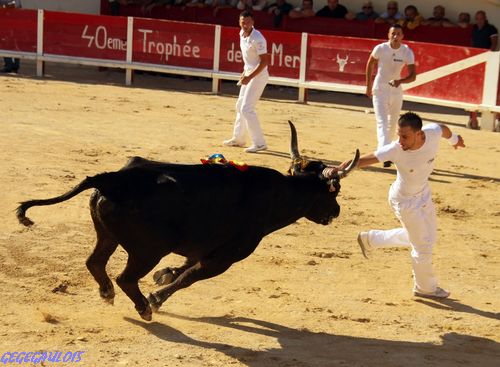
[
  {"xmin": 223, "ymin": 10, "xmax": 269, "ymax": 153},
  {"xmin": 366, "ymin": 24, "xmax": 416, "ymax": 167},
  {"xmin": 324, "ymin": 112, "xmax": 465, "ymax": 298}
]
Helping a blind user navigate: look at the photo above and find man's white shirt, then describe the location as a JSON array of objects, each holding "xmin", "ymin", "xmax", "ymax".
[
  {"xmin": 371, "ymin": 42, "xmax": 414, "ymax": 92},
  {"xmin": 375, "ymin": 123, "xmax": 442, "ymax": 197},
  {"xmin": 240, "ymin": 28, "xmax": 268, "ymax": 75}
]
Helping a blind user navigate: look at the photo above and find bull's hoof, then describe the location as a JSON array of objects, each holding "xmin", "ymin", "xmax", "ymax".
[
  {"xmin": 100, "ymin": 288, "xmax": 115, "ymax": 305},
  {"xmin": 153, "ymin": 268, "xmax": 175, "ymax": 286},
  {"xmin": 103, "ymin": 297, "xmax": 114, "ymax": 305},
  {"xmin": 99, "ymin": 286, "xmax": 115, "ymax": 304},
  {"xmin": 137, "ymin": 305, "xmax": 152, "ymax": 322},
  {"xmin": 147, "ymin": 292, "xmax": 162, "ymax": 312}
]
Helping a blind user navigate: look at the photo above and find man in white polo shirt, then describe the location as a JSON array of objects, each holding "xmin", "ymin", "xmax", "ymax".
[
  {"xmin": 323, "ymin": 112, "xmax": 465, "ymax": 299},
  {"xmin": 223, "ymin": 10, "xmax": 269, "ymax": 153},
  {"xmin": 366, "ymin": 24, "xmax": 416, "ymax": 167}
]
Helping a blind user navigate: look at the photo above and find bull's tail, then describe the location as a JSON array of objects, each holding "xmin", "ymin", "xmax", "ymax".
[{"xmin": 16, "ymin": 176, "xmax": 98, "ymax": 227}]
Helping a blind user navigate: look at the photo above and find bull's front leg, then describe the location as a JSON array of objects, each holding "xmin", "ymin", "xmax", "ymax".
[
  {"xmin": 152, "ymin": 259, "xmax": 196, "ymax": 286},
  {"xmin": 148, "ymin": 238, "xmax": 260, "ymax": 311},
  {"xmin": 148, "ymin": 261, "xmax": 215, "ymax": 311}
]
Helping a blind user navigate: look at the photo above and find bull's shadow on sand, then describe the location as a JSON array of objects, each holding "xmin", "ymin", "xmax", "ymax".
[
  {"xmin": 413, "ymin": 298, "xmax": 500, "ymax": 321},
  {"xmin": 125, "ymin": 313, "xmax": 499, "ymax": 367}
]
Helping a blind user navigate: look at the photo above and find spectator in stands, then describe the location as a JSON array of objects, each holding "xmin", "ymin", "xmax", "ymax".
[
  {"xmin": 457, "ymin": 12, "xmax": 470, "ymax": 28},
  {"xmin": 289, "ymin": 0, "xmax": 315, "ymax": 19},
  {"xmin": 212, "ymin": 0, "xmax": 238, "ymax": 16},
  {"xmin": 109, "ymin": 0, "xmax": 146, "ymax": 16},
  {"xmin": 468, "ymin": 10, "xmax": 498, "ymax": 129},
  {"xmin": 398, "ymin": 5, "xmax": 424, "ymax": 30},
  {"xmin": 237, "ymin": 0, "xmax": 267, "ymax": 11},
  {"xmin": 355, "ymin": 1, "xmax": 379, "ymax": 21},
  {"xmin": 141, "ymin": 0, "xmax": 175, "ymax": 16},
  {"xmin": 315, "ymin": 0, "xmax": 350, "ymax": 19},
  {"xmin": 375, "ymin": 1, "xmax": 403, "ymax": 25},
  {"xmin": 1, "ymin": 0, "xmax": 22, "ymax": 74},
  {"xmin": 472, "ymin": 10, "xmax": 498, "ymax": 50},
  {"xmin": 265, "ymin": 0, "xmax": 293, "ymax": 27},
  {"xmin": 109, "ymin": 0, "xmax": 124, "ymax": 15},
  {"xmin": 422, "ymin": 5, "xmax": 452, "ymax": 27},
  {"xmin": 185, "ymin": 0, "xmax": 211, "ymax": 7}
]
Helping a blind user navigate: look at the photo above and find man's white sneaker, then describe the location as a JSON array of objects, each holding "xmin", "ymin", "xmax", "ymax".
[
  {"xmin": 223, "ymin": 139, "xmax": 245, "ymax": 147},
  {"xmin": 413, "ymin": 286, "xmax": 450, "ymax": 299},
  {"xmin": 244, "ymin": 144, "xmax": 267, "ymax": 153},
  {"xmin": 357, "ymin": 231, "xmax": 372, "ymax": 259}
]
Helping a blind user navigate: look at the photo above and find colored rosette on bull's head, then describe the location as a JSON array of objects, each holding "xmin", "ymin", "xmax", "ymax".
[{"xmin": 201, "ymin": 153, "xmax": 228, "ymax": 165}]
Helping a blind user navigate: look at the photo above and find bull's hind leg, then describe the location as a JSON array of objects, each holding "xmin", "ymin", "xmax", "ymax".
[
  {"xmin": 86, "ymin": 235, "xmax": 118, "ymax": 304},
  {"xmin": 116, "ymin": 253, "xmax": 161, "ymax": 321},
  {"xmin": 152, "ymin": 259, "xmax": 196, "ymax": 286},
  {"xmin": 87, "ymin": 194, "xmax": 119, "ymax": 304},
  {"xmin": 148, "ymin": 238, "xmax": 260, "ymax": 311}
]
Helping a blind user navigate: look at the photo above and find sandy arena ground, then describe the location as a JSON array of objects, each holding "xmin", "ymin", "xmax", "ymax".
[{"xmin": 1, "ymin": 62, "xmax": 499, "ymax": 366}]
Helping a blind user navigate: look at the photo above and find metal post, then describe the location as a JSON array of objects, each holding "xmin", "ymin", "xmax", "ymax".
[
  {"xmin": 125, "ymin": 17, "xmax": 134, "ymax": 86},
  {"xmin": 212, "ymin": 25, "xmax": 221, "ymax": 94},
  {"xmin": 36, "ymin": 9, "xmax": 44, "ymax": 77},
  {"xmin": 298, "ymin": 32, "xmax": 308, "ymax": 103},
  {"xmin": 481, "ymin": 51, "xmax": 500, "ymax": 131}
]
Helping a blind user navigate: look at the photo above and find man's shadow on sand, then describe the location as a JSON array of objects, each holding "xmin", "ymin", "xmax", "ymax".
[{"xmin": 125, "ymin": 311, "xmax": 499, "ymax": 367}]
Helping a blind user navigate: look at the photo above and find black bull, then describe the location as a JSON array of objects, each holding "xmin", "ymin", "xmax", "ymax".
[{"xmin": 16, "ymin": 122, "xmax": 359, "ymax": 321}]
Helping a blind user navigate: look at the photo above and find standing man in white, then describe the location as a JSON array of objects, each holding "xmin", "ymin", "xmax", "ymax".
[
  {"xmin": 324, "ymin": 112, "xmax": 465, "ymax": 299},
  {"xmin": 223, "ymin": 10, "xmax": 269, "ymax": 153},
  {"xmin": 366, "ymin": 24, "xmax": 416, "ymax": 167}
]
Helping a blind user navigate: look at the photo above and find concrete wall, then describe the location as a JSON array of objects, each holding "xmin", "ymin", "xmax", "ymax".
[{"xmin": 21, "ymin": 0, "xmax": 500, "ymax": 37}]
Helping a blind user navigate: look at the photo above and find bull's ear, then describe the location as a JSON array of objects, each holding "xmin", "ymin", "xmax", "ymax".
[{"xmin": 157, "ymin": 174, "xmax": 177, "ymax": 185}]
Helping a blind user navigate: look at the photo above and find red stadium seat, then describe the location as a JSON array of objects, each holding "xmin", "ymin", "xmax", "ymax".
[
  {"xmin": 99, "ymin": 0, "xmax": 474, "ymax": 47},
  {"xmin": 403, "ymin": 25, "xmax": 472, "ymax": 47},
  {"xmin": 150, "ymin": 6, "xmax": 196, "ymax": 22},
  {"xmin": 282, "ymin": 17, "xmax": 375, "ymax": 38}
]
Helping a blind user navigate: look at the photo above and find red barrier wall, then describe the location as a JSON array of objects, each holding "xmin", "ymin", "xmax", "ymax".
[
  {"xmin": 44, "ymin": 11, "xmax": 127, "ymax": 60},
  {"xmin": 0, "ymin": 9, "xmax": 497, "ymax": 109},
  {"xmin": 0, "ymin": 8, "xmax": 37, "ymax": 53},
  {"xmin": 219, "ymin": 27, "xmax": 301, "ymax": 79},
  {"xmin": 407, "ymin": 42, "xmax": 486, "ymax": 104},
  {"xmin": 132, "ymin": 18, "xmax": 215, "ymax": 68},
  {"xmin": 307, "ymin": 35, "xmax": 378, "ymax": 85}
]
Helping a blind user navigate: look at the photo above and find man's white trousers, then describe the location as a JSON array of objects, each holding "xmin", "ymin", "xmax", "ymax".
[
  {"xmin": 368, "ymin": 184, "xmax": 439, "ymax": 293},
  {"xmin": 372, "ymin": 86, "xmax": 403, "ymax": 149},
  {"xmin": 232, "ymin": 71, "xmax": 268, "ymax": 146}
]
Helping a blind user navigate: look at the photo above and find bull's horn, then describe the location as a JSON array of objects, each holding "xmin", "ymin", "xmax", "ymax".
[
  {"xmin": 288, "ymin": 120, "xmax": 301, "ymax": 161},
  {"xmin": 337, "ymin": 149, "xmax": 360, "ymax": 178}
]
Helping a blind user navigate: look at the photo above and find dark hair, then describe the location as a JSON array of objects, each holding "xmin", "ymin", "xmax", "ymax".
[
  {"xmin": 404, "ymin": 5, "xmax": 417, "ymax": 12},
  {"xmin": 390, "ymin": 23, "xmax": 403, "ymax": 30},
  {"xmin": 398, "ymin": 112, "xmax": 422, "ymax": 131},
  {"xmin": 240, "ymin": 10, "xmax": 254, "ymax": 19}
]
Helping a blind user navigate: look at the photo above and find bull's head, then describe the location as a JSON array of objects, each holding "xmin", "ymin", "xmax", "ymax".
[{"xmin": 287, "ymin": 120, "xmax": 359, "ymax": 225}]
